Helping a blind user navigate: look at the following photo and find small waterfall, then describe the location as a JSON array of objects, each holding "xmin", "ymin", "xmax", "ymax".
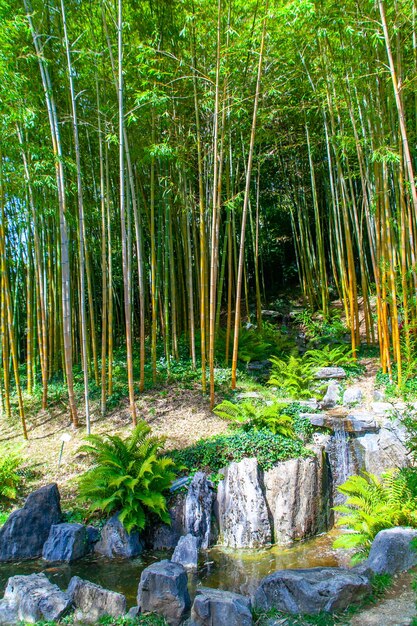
[{"xmin": 329, "ymin": 420, "xmax": 356, "ymax": 507}]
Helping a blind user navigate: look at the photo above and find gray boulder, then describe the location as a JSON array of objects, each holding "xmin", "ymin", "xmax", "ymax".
[
  {"xmin": 217, "ymin": 457, "xmax": 271, "ymax": 548},
  {"xmin": 127, "ymin": 605, "xmax": 140, "ymax": 619},
  {"xmin": 185, "ymin": 472, "xmax": 214, "ymax": 549},
  {"xmin": 365, "ymin": 528, "xmax": 417, "ymax": 575},
  {"xmin": 67, "ymin": 575, "xmax": 126, "ymax": 623},
  {"xmin": 353, "ymin": 428, "xmax": 409, "ymax": 476},
  {"xmin": 264, "ymin": 447, "xmax": 330, "ymax": 544},
  {"xmin": 315, "ymin": 367, "xmax": 346, "ymax": 380},
  {"xmin": 172, "ymin": 534, "xmax": 199, "ymax": 569},
  {"xmin": 147, "ymin": 496, "xmax": 185, "ymax": 550},
  {"xmin": 43, "ymin": 523, "xmax": 88, "ymax": 563},
  {"xmin": 94, "ymin": 513, "xmax": 143, "ymax": 558},
  {"xmin": 254, "ymin": 567, "xmax": 371, "ymax": 614},
  {"xmin": 373, "ymin": 389, "xmax": 385, "ymax": 401},
  {"xmin": 320, "ymin": 382, "xmax": 340, "ymax": 409},
  {"xmin": 137, "ymin": 559, "xmax": 191, "ymax": 626},
  {"xmin": 0, "ymin": 484, "xmax": 61, "ymax": 561},
  {"xmin": 189, "ymin": 588, "xmax": 252, "ymax": 626},
  {"xmin": 343, "ymin": 387, "xmax": 363, "ymax": 406},
  {"xmin": 0, "ymin": 600, "xmax": 17, "ymax": 626},
  {"xmin": 3, "ymin": 573, "xmax": 71, "ymax": 623},
  {"xmin": 86, "ymin": 525, "xmax": 99, "ymax": 547}
]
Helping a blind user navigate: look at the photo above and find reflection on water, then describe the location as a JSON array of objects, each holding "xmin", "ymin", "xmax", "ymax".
[{"xmin": 0, "ymin": 530, "xmax": 349, "ymax": 608}]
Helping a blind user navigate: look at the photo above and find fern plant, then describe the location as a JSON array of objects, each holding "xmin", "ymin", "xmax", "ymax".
[
  {"xmin": 304, "ymin": 344, "xmax": 355, "ymax": 367},
  {"xmin": 333, "ymin": 470, "xmax": 417, "ymax": 562},
  {"xmin": 77, "ymin": 421, "xmax": 178, "ymax": 533},
  {"xmin": 267, "ymin": 355, "xmax": 314, "ymax": 399},
  {"xmin": 0, "ymin": 448, "xmax": 22, "ymax": 502},
  {"xmin": 215, "ymin": 324, "xmax": 295, "ymax": 364},
  {"xmin": 213, "ymin": 399, "xmax": 295, "ymax": 437}
]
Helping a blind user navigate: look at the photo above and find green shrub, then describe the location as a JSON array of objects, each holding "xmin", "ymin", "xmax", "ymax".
[
  {"xmin": 304, "ymin": 344, "xmax": 356, "ymax": 368},
  {"xmin": 213, "ymin": 399, "xmax": 295, "ymax": 437},
  {"xmin": 215, "ymin": 323, "xmax": 295, "ymax": 364},
  {"xmin": 268, "ymin": 355, "xmax": 314, "ymax": 399},
  {"xmin": 294, "ymin": 308, "xmax": 348, "ymax": 343},
  {"xmin": 78, "ymin": 421, "xmax": 178, "ymax": 533},
  {"xmin": 170, "ymin": 428, "xmax": 311, "ymax": 473},
  {"xmin": 333, "ymin": 469, "xmax": 417, "ymax": 562},
  {"xmin": 0, "ymin": 447, "xmax": 22, "ymax": 503}
]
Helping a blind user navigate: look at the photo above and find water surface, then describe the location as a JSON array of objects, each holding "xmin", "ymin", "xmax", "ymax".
[{"xmin": 0, "ymin": 530, "xmax": 349, "ymax": 607}]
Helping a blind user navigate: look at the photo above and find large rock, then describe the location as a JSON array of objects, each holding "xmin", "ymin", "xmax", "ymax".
[
  {"xmin": 353, "ymin": 428, "xmax": 409, "ymax": 476},
  {"xmin": 0, "ymin": 484, "xmax": 61, "ymax": 561},
  {"xmin": 43, "ymin": 523, "xmax": 88, "ymax": 563},
  {"xmin": 365, "ymin": 528, "xmax": 417, "ymax": 575},
  {"xmin": 172, "ymin": 534, "xmax": 198, "ymax": 569},
  {"xmin": 189, "ymin": 588, "xmax": 252, "ymax": 626},
  {"xmin": 217, "ymin": 458, "xmax": 271, "ymax": 548},
  {"xmin": 254, "ymin": 567, "xmax": 371, "ymax": 614},
  {"xmin": 67, "ymin": 576, "xmax": 126, "ymax": 623},
  {"xmin": 137, "ymin": 560, "xmax": 190, "ymax": 626},
  {"xmin": 94, "ymin": 513, "xmax": 143, "ymax": 558},
  {"xmin": 320, "ymin": 382, "xmax": 340, "ymax": 409},
  {"xmin": 0, "ymin": 600, "xmax": 17, "ymax": 626},
  {"xmin": 315, "ymin": 367, "xmax": 346, "ymax": 380},
  {"xmin": 146, "ymin": 496, "xmax": 185, "ymax": 550},
  {"xmin": 2, "ymin": 573, "xmax": 71, "ymax": 623},
  {"xmin": 185, "ymin": 472, "xmax": 215, "ymax": 549},
  {"xmin": 263, "ymin": 447, "xmax": 330, "ymax": 544},
  {"xmin": 343, "ymin": 387, "xmax": 363, "ymax": 406}
]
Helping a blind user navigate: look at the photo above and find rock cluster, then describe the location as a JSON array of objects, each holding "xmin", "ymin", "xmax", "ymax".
[{"xmin": 1, "ymin": 526, "xmax": 417, "ymax": 624}]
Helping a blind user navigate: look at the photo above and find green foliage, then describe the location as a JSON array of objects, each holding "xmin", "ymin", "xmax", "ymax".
[
  {"xmin": 77, "ymin": 421, "xmax": 178, "ymax": 533},
  {"xmin": 170, "ymin": 428, "xmax": 311, "ymax": 473},
  {"xmin": 213, "ymin": 399, "xmax": 295, "ymax": 437},
  {"xmin": 268, "ymin": 355, "xmax": 314, "ymax": 399},
  {"xmin": 333, "ymin": 470, "xmax": 417, "ymax": 562},
  {"xmin": 215, "ymin": 323, "xmax": 295, "ymax": 365},
  {"xmin": 293, "ymin": 309, "xmax": 348, "ymax": 343},
  {"xmin": 0, "ymin": 447, "xmax": 22, "ymax": 503},
  {"xmin": 0, "ymin": 511, "xmax": 9, "ymax": 526},
  {"xmin": 304, "ymin": 345, "xmax": 355, "ymax": 367}
]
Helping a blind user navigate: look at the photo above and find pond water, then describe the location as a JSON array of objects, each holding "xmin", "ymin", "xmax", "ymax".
[{"xmin": 0, "ymin": 530, "xmax": 350, "ymax": 608}]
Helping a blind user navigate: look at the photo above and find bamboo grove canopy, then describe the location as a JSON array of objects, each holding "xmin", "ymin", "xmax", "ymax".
[{"xmin": 0, "ymin": 0, "xmax": 415, "ymax": 435}]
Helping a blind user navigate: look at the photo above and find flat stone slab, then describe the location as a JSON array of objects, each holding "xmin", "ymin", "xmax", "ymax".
[
  {"xmin": 189, "ymin": 588, "xmax": 252, "ymax": 626},
  {"xmin": 302, "ymin": 413, "xmax": 378, "ymax": 433},
  {"xmin": 315, "ymin": 367, "xmax": 346, "ymax": 380},
  {"xmin": 254, "ymin": 567, "xmax": 371, "ymax": 614}
]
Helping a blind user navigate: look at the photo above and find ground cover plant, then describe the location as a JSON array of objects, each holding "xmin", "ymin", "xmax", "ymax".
[
  {"xmin": 171, "ymin": 402, "xmax": 315, "ymax": 474},
  {"xmin": 213, "ymin": 399, "xmax": 296, "ymax": 437}
]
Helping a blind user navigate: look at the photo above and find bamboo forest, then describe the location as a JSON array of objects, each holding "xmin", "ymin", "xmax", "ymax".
[{"xmin": 2, "ymin": 1, "xmax": 417, "ymax": 625}]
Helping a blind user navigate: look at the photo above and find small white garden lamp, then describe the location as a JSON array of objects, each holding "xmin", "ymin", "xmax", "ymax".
[{"xmin": 58, "ymin": 433, "xmax": 72, "ymax": 468}]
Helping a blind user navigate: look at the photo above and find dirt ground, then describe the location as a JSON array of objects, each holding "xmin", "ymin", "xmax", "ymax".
[
  {"xmin": 350, "ymin": 570, "xmax": 417, "ymax": 626},
  {"xmin": 0, "ymin": 383, "xmax": 229, "ymax": 506}
]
